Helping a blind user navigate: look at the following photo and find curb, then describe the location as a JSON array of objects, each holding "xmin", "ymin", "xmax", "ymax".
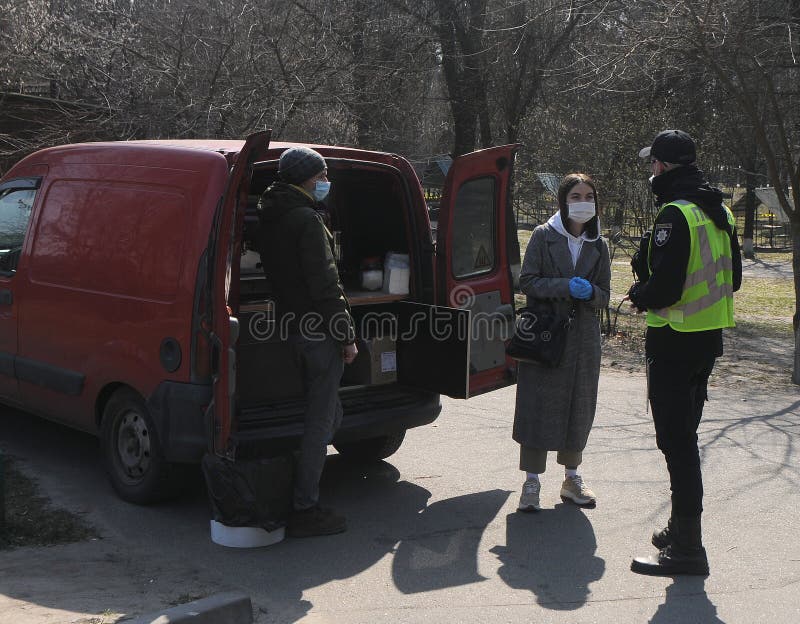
[{"xmin": 126, "ymin": 591, "xmax": 252, "ymax": 624}]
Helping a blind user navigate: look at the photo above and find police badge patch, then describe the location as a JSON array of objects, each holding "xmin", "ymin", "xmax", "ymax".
[{"xmin": 654, "ymin": 223, "xmax": 672, "ymax": 247}]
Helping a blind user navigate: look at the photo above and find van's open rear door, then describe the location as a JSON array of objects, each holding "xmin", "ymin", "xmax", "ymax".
[
  {"xmin": 434, "ymin": 144, "xmax": 521, "ymax": 398},
  {"xmin": 210, "ymin": 131, "xmax": 271, "ymax": 457}
]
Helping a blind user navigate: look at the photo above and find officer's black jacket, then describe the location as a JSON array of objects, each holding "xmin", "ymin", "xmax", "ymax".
[{"xmin": 628, "ymin": 166, "xmax": 742, "ymax": 359}]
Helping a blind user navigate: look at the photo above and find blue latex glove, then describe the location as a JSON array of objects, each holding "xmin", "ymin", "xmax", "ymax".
[{"xmin": 569, "ymin": 277, "xmax": 593, "ymax": 300}]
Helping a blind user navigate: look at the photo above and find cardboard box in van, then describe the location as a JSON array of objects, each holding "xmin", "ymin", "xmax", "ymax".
[
  {"xmin": 341, "ymin": 336, "xmax": 397, "ymax": 386},
  {"xmin": 0, "ymin": 132, "xmax": 520, "ymax": 503}
]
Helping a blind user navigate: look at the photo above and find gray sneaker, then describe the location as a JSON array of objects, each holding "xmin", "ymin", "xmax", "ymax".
[
  {"xmin": 560, "ymin": 475, "xmax": 596, "ymax": 506},
  {"xmin": 518, "ymin": 478, "xmax": 541, "ymax": 512}
]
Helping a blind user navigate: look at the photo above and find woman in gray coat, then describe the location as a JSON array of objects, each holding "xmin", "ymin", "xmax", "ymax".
[{"xmin": 513, "ymin": 173, "xmax": 611, "ymax": 512}]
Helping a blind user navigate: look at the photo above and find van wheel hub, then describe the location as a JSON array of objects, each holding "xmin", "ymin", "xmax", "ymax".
[{"xmin": 117, "ymin": 411, "xmax": 151, "ymax": 477}]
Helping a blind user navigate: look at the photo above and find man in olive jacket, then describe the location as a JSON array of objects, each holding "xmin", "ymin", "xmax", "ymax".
[{"xmin": 258, "ymin": 146, "xmax": 357, "ymax": 538}]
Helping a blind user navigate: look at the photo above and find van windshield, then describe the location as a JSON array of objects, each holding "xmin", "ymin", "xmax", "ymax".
[{"xmin": 0, "ymin": 187, "xmax": 36, "ymax": 274}]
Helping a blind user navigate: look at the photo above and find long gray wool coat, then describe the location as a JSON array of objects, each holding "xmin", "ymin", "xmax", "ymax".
[{"xmin": 512, "ymin": 223, "xmax": 611, "ymax": 452}]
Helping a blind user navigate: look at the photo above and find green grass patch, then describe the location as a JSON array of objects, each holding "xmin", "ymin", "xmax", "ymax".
[
  {"xmin": 610, "ymin": 259, "xmax": 635, "ymax": 304},
  {"xmin": 753, "ymin": 251, "xmax": 793, "ymax": 263},
  {"xmin": 518, "ymin": 228, "xmax": 533, "ymax": 253},
  {"xmin": 0, "ymin": 454, "xmax": 96, "ymax": 549},
  {"xmin": 735, "ymin": 277, "xmax": 794, "ymax": 324}
]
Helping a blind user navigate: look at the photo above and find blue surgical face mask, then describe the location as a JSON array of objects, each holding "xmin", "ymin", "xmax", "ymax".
[{"xmin": 313, "ymin": 180, "xmax": 331, "ymax": 202}]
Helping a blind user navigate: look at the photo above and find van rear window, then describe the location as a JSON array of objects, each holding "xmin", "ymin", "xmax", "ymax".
[
  {"xmin": 29, "ymin": 181, "xmax": 188, "ymax": 301},
  {"xmin": 450, "ymin": 176, "xmax": 496, "ymax": 279}
]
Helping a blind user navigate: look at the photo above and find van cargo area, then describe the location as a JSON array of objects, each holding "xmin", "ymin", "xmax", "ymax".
[{"xmin": 232, "ymin": 159, "xmax": 440, "ymax": 455}]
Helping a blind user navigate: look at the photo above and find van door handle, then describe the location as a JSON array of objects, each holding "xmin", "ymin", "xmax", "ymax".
[{"xmin": 0, "ymin": 289, "xmax": 12, "ymax": 305}]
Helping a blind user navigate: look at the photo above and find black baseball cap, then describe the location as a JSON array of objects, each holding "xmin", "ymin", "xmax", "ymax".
[{"xmin": 638, "ymin": 129, "xmax": 696, "ymax": 165}]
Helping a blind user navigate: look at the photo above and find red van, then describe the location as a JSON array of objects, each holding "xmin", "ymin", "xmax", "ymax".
[{"xmin": 0, "ymin": 132, "xmax": 520, "ymax": 503}]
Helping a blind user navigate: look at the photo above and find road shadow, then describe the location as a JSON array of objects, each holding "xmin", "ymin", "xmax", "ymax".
[
  {"xmin": 233, "ymin": 455, "xmax": 434, "ymax": 622},
  {"xmin": 701, "ymin": 398, "xmax": 800, "ymax": 487},
  {"xmin": 648, "ymin": 577, "xmax": 726, "ymax": 623},
  {"xmin": 245, "ymin": 459, "xmax": 510, "ymax": 621},
  {"xmin": 490, "ymin": 503, "xmax": 605, "ymax": 610},
  {"xmin": 390, "ymin": 488, "xmax": 511, "ymax": 593}
]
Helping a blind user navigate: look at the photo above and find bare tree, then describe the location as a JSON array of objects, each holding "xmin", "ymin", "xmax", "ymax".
[
  {"xmin": 488, "ymin": 0, "xmax": 585, "ymax": 145},
  {"xmin": 608, "ymin": 0, "xmax": 800, "ymax": 383}
]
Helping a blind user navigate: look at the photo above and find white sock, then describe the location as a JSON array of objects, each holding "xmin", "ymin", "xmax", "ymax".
[
  {"xmin": 525, "ymin": 472, "xmax": 540, "ymax": 482},
  {"xmin": 565, "ymin": 468, "xmax": 578, "ymax": 478}
]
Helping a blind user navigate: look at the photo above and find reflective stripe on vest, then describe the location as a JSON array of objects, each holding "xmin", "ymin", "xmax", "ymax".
[{"xmin": 647, "ymin": 200, "xmax": 735, "ymax": 331}]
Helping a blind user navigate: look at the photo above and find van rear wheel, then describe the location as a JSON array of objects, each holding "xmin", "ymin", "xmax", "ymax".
[
  {"xmin": 101, "ymin": 388, "xmax": 181, "ymax": 504},
  {"xmin": 334, "ymin": 430, "xmax": 406, "ymax": 461}
]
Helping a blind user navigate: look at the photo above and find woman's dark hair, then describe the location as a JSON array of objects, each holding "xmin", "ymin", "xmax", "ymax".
[{"xmin": 557, "ymin": 172, "xmax": 599, "ymax": 239}]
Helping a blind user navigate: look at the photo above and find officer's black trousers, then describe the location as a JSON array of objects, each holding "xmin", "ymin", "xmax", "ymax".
[{"xmin": 647, "ymin": 356, "xmax": 716, "ymax": 518}]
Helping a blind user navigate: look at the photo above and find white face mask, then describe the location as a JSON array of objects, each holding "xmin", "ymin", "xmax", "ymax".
[{"xmin": 567, "ymin": 201, "xmax": 595, "ymax": 224}]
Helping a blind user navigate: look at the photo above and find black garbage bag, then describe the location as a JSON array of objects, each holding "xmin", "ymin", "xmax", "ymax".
[{"xmin": 201, "ymin": 453, "xmax": 293, "ymax": 532}]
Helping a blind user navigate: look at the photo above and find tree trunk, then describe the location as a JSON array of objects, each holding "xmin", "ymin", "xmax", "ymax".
[
  {"xmin": 349, "ymin": 6, "xmax": 372, "ymax": 149},
  {"xmin": 431, "ymin": 0, "xmax": 489, "ymax": 156},
  {"xmin": 434, "ymin": 20, "xmax": 477, "ymax": 156},
  {"xmin": 793, "ymin": 218, "xmax": 800, "ymax": 384},
  {"xmin": 742, "ymin": 178, "xmax": 756, "ymax": 259},
  {"xmin": 449, "ymin": 81, "xmax": 478, "ymax": 156},
  {"xmin": 795, "ymin": 323, "xmax": 800, "ymax": 386}
]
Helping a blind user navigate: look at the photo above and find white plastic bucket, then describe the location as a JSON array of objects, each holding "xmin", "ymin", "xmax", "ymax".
[{"xmin": 210, "ymin": 520, "xmax": 285, "ymax": 548}]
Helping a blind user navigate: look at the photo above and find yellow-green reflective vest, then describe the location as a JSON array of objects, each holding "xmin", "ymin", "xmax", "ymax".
[{"xmin": 646, "ymin": 200, "xmax": 735, "ymax": 332}]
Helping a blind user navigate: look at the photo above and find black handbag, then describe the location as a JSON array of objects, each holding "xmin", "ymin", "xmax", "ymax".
[{"xmin": 506, "ymin": 303, "xmax": 576, "ymax": 367}]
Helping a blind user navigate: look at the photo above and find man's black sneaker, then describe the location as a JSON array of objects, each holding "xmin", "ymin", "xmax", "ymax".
[
  {"xmin": 633, "ymin": 515, "xmax": 709, "ymax": 576},
  {"xmin": 287, "ymin": 506, "xmax": 347, "ymax": 538},
  {"xmin": 631, "ymin": 544, "xmax": 710, "ymax": 576}
]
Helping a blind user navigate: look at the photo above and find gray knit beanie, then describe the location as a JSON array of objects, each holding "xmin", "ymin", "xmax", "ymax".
[{"xmin": 278, "ymin": 146, "xmax": 326, "ymax": 184}]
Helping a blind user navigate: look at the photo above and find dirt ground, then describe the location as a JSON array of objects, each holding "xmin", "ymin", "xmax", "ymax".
[
  {"xmin": 1, "ymin": 455, "xmax": 96, "ymax": 550},
  {"xmin": 602, "ymin": 321, "xmax": 795, "ymax": 388}
]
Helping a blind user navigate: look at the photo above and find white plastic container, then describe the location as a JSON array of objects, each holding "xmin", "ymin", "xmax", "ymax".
[
  {"xmin": 383, "ymin": 268, "xmax": 410, "ymax": 294},
  {"xmin": 360, "ymin": 269, "xmax": 383, "ymax": 291},
  {"xmin": 382, "ymin": 252, "xmax": 410, "ymax": 295},
  {"xmin": 210, "ymin": 520, "xmax": 285, "ymax": 548}
]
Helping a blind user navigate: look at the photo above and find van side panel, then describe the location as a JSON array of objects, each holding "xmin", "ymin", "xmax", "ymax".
[
  {"xmin": 15, "ymin": 148, "xmax": 228, "ymax": 432},
  {"xmin": 30, "ymin": 181, "xmax": 187, "ymax": 300}
]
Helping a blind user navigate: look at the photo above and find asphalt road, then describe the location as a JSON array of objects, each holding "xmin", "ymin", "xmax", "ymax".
[{"xmin": 1, "ymin": 368, "xmax": 799, "ymax": 624}]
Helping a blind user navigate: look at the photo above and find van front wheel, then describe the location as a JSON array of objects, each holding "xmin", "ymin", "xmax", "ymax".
[
  {"xmin": 334, "ymin": 430, "xmax": 406, "ymax": 461},
  {"xmin": 101, "ymin": 388, "xmax": 180, "ymax": 504}
]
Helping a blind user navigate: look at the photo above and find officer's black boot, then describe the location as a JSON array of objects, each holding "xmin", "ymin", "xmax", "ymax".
[
  {"xmin": 631, "ymin": 515, "xmax": 709, "ymax": 576},
  {"xmin": 651, "ymin": 514, "xmax": 674, "ymax": 549}
]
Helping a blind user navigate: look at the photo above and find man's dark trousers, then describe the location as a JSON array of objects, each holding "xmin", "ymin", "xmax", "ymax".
[
  {"xmin": 290, "ymin": 334, "xmax": 344, "ymax": 511},
  {"xmin": 647, "ymin": 356, "xmax": 716, "ymax": 517}
]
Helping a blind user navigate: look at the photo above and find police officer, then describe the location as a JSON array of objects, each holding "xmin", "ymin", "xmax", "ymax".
[{"xmin": 627, "ymin": 130, "xmax": 742, "ymax": 575}]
